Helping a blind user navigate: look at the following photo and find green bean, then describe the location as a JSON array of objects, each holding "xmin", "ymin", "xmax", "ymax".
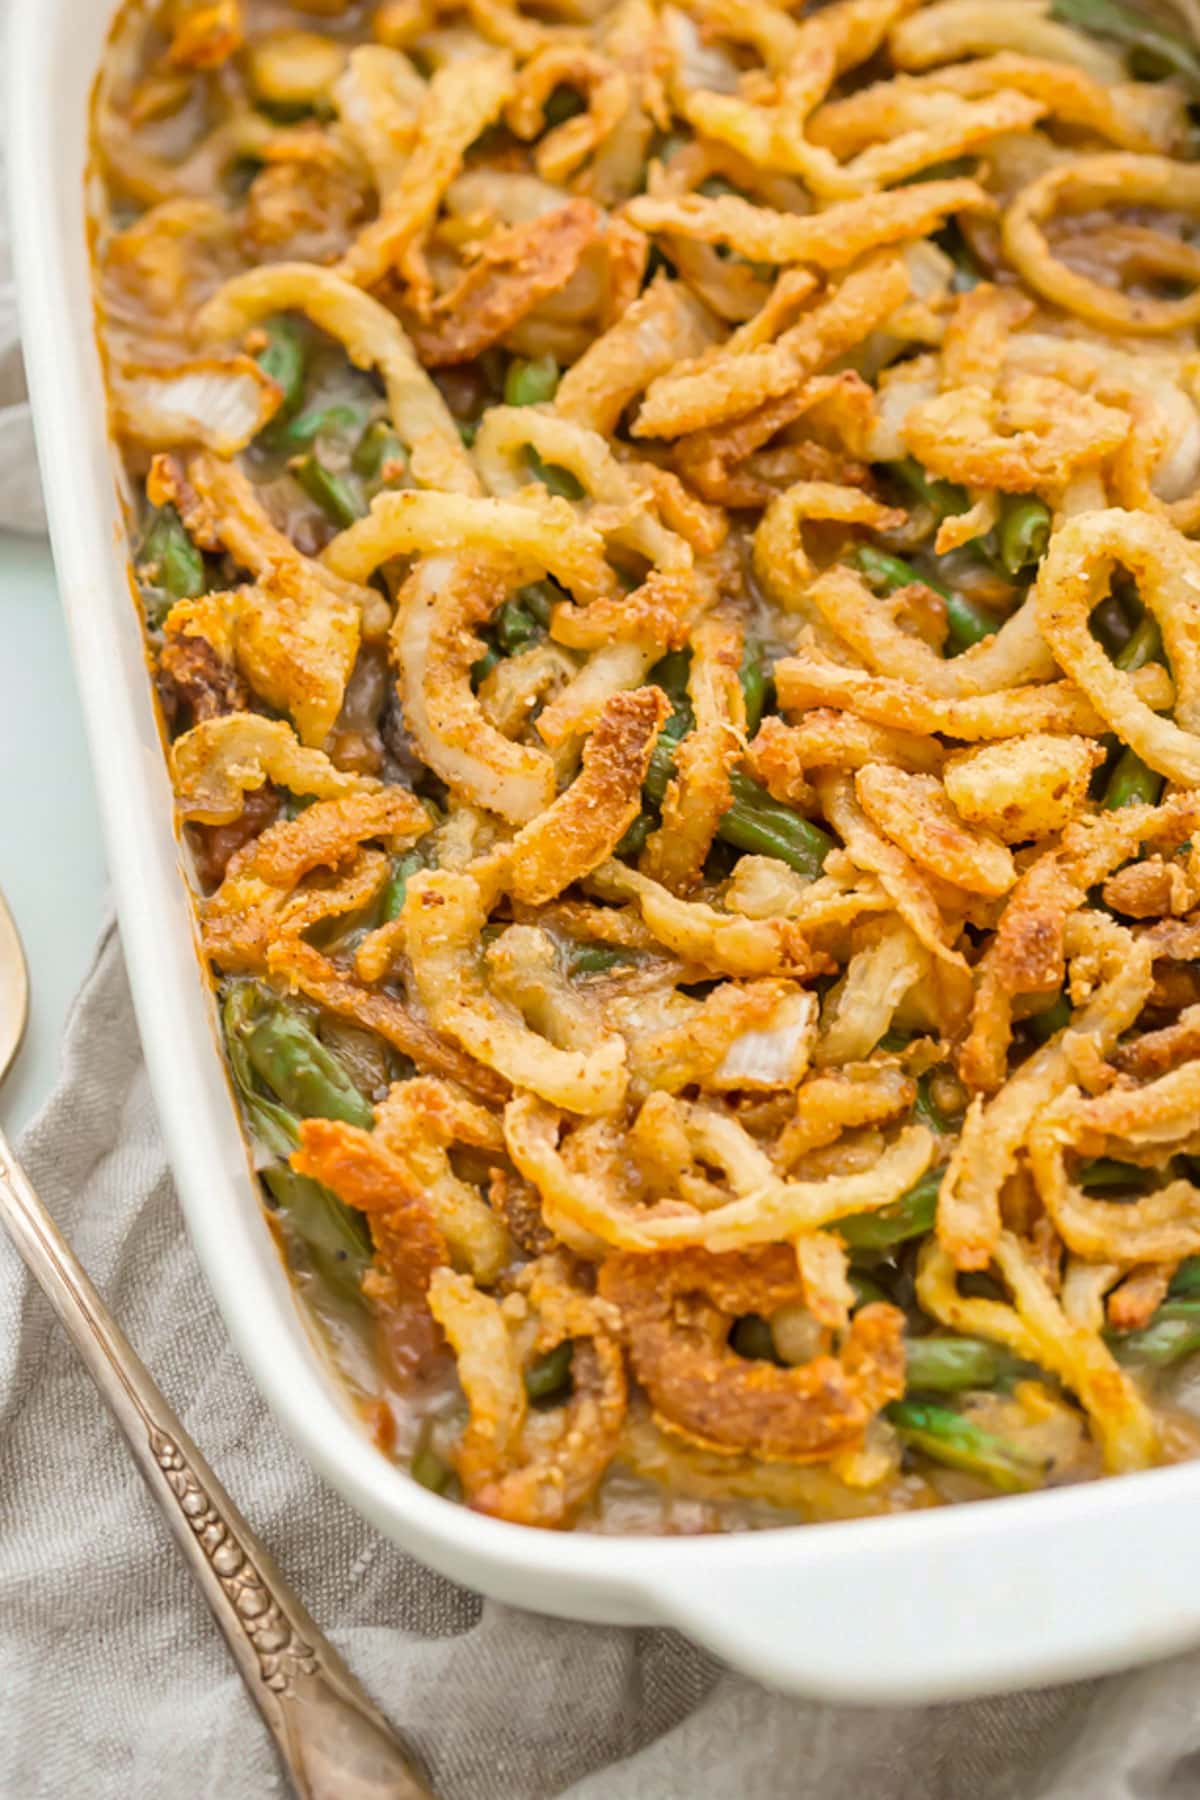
[
  {"xmin": 616, "ymin": 812, "xmax": 653, "ymax": 856},
  {"xmin": 729, "ymin": 1314, "xmax": 780, "ymax": 1363},
  {"xmin": 1170, "ymin": 1257, "xmax": 1200, "ymax": 1299},
  {"xmin": 142, "ymin": 506, "xmax": 205, "ymax": 604},
  {"xmin": 223, "ymin": 988, "xmax": 372, "ymax": 1301},
  {"xmin": 566, "ymin": 944, "xmax": 636, "ymax": 976},
  {"xmin": 1116, "ymin": 614, "xmax": 1162, "ymax": 674},
  {"xmin": 243, "ymin": 1002, "xmax": 376, "ymax": 1130},
  {"xmin": 1103, "ymin": 746, "xmax": 1164, "ymax": 811},
  {"xmin": 381, "ymin": 850, "xmax": 424, "ymax": 924},
  {"xmin": 1078, "ymin": 1157, "xmax": 1154, "ymax": 1193},
  {"xmin": 352, "ymin": 419, "xmax": 406, "ymax": 483},
  {"xmin": 261, "ymin": 1164, "xmax": 373, "ymax": 1302},
  {"xmin": 1028, "ymin": 993, "xmax": 1071, "ymax": 1042},
  {"xmin": 649, "ymin": 648, "xmax": 692, "ymax": 709},
  {"xmin": 1110, "ymin": 1300, "xmax": 1200, "ymax": 1368},
  {"xmin": 293, "ymin": 455, "xmax": 367, "ymax": 528},
  {"xmin": 1101, "ymin": 613, "xmax": 1166, "ymax": 808},
  {"xmin": 411, "ymin": 1444, "xmax": 457, "ymax": 1495},
  {"xmin": 1050, "ymin": 0, "xmax": 1200, "ymax": 97},
  {"xmin": 739, "ymin": 638, "xmax": 771, "ymax": 736},
  {"xmin": 527, "ymin": 447, "xmax": 585, "ymax": 500},
  {"xmin": 471, "ymin": 645, "xmax": 501, "ymax": 688},
  {"xmin": 997, "ymin": 497, "xmax": 1052, "ymax": 576},
  {"xmin": 643, "ymin": 711, "xmax": 693, "ymax": 807},
  {"xmin": 1090, "ymin": 593, "xmax": 1134, "ymax": 660},
  {"xmin": 914, "ymin": 1072, "xmax": 953, "ymax": 1134},
  {"xmin": 273, "ymin": 402, "xmax": 365, "ymax": 453},
  {"xmin": 887, "ymin": 456, "xmax": 968, "ymax": 524},
  {"xmin": 495, "ymin": 597, "xmax": 545, "ymax": 654},
  {"xmin": 457, "ymin": 419, "xmax": 479, "ymax": 447},
  {"xmin": 505, "ymin": 354, "xmax": 560, "ymax": 407},
  {"xmin": 903, "ymin": 1335, "xmax": 1026, "ymax": 1394},
  {"xmin": 887, "ymin": 1399, "xmax": 1046, "ymax": 1491},
  {"xmin": 838, "ymin": 1167, "xmax": 942, "ymax": 1252},
  {"xmin": 255, "ymin": 316, "xmax": 306, "ymax": 414},
  {"xmin": 525, "ymin": 1341, "xmax": 574, "ymax": 1401},
  {"xmin": 717, "ymin": 771, "xmax": 834, "ymax": 881},
  {"xmin": 852, "ymin": 545, "xmax": 998, "ymax": 653},
  {"xmin": 850, "ymin": 1271, "xmax": 890, "ymax": 1308},
  {"xmin": 543, "ymin": 84, "xmax": 586, "ymax": 127}
]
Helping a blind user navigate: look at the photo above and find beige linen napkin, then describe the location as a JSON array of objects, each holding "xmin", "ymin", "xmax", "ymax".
[{"xmin": 3, "ymin": 926, "xmax": 1200, "ymax": 1799}]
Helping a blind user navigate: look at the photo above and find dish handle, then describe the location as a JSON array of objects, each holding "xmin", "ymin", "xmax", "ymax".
[{"xmin": 646, "ymin": 1490, "xmax": 1200, "ymax": 1703}]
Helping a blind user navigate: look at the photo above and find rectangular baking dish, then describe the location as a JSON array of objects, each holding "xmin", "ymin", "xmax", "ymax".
[{"xmin": 12, "ymin": 0, "xmax": 1200, "ymax": 1705}]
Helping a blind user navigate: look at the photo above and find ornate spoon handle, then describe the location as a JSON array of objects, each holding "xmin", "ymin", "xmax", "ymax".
[{"xmin": 0, "ymin": 1127, "xmax": 435, "ymax": 1799}]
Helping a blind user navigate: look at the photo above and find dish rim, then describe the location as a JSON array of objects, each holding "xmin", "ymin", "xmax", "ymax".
[{"xmin": 12, "ymin": 0, "xmax": 1200, "ymax": 1704}]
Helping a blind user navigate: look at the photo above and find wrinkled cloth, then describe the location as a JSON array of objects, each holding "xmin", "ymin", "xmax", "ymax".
[{"xmin": 4, "ymin": 930, "xmax": 1200, "ymax": 1799}]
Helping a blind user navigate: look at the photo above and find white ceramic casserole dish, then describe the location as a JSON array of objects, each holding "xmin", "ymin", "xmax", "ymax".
[{"xmin": 12, "ymin": 0, "xmax": 1200, "ymax": 1705}]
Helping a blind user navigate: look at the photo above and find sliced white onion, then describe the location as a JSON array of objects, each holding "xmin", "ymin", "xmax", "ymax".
[{"xmin": 113, "ymin": 355, "xmax": 280, "ymax": 456}]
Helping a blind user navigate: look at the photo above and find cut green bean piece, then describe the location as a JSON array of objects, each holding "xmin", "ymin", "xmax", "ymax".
[
  {"xmin": 352, "ymin": 419, "xmax": 406, "ymax": 482},
  {"xmin": 244, "ymin": 1003, "xmax": 376, "ymax": 1130},
  {"xmin": 1115, "ymin": 614, "xmax": 1162, "ymax": 674},
  {"xmin": 717, "ymin": 770, "xmax": 834, "ymax": 881},
  {"xmin": 1050, "ymin": 0, "xmax": 1200, "ymax": 97},
  {"xmin": 505, "ymin": 354, "xmax": 560, "ymax": 407},
  {"xmin": 255, "ymin": 316, "xmax": 306, "ymax": 414},
  {"xmin": 887, "ymin": 1399, "xmax": 1046, "ymax": 1491},
  {"xmin": 850, "ymin": 1271, "xmax": 890, "ymax": 1309},
  {"xmin": 1028, "ymin": 993, "xmax": 1071, "ymax": 1042},
  {"xmin": 1078, "ymin": 1157, "xmax": 1154, "ymax": 1193},
  {"xmin": 566, "ymin": 944, "xmax": 635, "ymax": 976},
  {"xmin": 729, "ymin": 1314, "xmax": 779, "ymax": 1363},
  {"xmin": 381, "ymin": 850, "xmax": 424, "ymax": 923},
  {"xmin": 839, "ymin": 1167, "xmax": 942, "ymax": 1252},
  {"xmin": 527, "ymin": 446, "xmax": 584, "ymax": 499},
  {"xmin": 852, "ymin": 545, "xmax": 997, "ymax": 652},
  {"xmin": 143, "ymin": 506, "xmax": 205, "ymax": 604},
  {"xmin": 411, "ymin": 1445, "xmax": 457, "ymax": 1495},
  {"xmin": 903, "ymin": 1335, "xmax": 1026, "ymax": 1394},
  {"xmin": 275, "ymin": 402, "xmax": 365, "ymax": 452},
  {"xmin": 616, "ymin": 812, "xmax": 652, "ymax": 856},
  {"xmin": 998, "ymin": 497, "xmax": 1051, "ymax": 576},
  {"xmin": 262, "ymin": 1164, "xmax": 373, "ymax": 1302},
  {"xmin": 1170, "ymin": 1257, "xmax": 1200, "ymax": 1299},
  {"xmin": 914, "ymin": 1072, "xmax": 952, "ymax": 1134},
  {"xmin": 1110, "ymin": 1300, "xmax": 1200, "ymax": 1368},
  {"xmin": 525, "ymin": 1341, "xmax": 574, "ymax": 1401},
  {"xmin": 888, "ymin": 456, "xmax": 968, "ymax": 523},
  {"xmin": 739, "ymin": 638, "xmax": 771, "ymax": 736},
  {"xmin": 1103, "ymin": 747, "xmax": 1163, "ymax": 811},
  {"xmin": 294, "ymin": 455, "xmax": 367, "ymax": 528}
]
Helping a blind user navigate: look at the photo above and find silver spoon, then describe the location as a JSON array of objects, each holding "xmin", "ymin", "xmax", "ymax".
[{"xmin": 0, "ymin": 889, "xmax": 436, "ymax": 1799}]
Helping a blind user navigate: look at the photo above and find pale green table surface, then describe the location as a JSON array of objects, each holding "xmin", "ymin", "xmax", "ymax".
[{"xmin": 0, "ymin": 532, "xmax": 107, "ymax": 1135}]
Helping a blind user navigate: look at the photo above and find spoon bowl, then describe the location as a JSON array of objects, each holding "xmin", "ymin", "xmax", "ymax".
[{"xmin": 0, "ymin": 889, "xmax": 28, "ymax": 1083}]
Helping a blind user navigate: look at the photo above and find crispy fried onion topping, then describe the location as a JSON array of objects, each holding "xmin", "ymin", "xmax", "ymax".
[
  {"xmin": 599, "ymin": 1247, "xmax": 905, "ymax": 1463},
  {"xmin": 389, "ymin": 556, "xmax": 558, "ymax": 824},
  {"xmin": 429, "ymin": 1253, "xmax": 627, "ymax": 1527},
  {"xmin": 194, "ymin": 262, "xmax": 478, "ymax": 493},
  {"xmin": 939, "ymin": 913, "xmax": 1155, "ymax": 1270},
  {"xmin": 407, "ymin": 199, "xmax": 602, "ymax": 366},
  {"xmin": 1035, "ymin": 509, "xmax": 1200, "ymax": 788},
  {"xmin": 589, "ymin": 858, "xmax": 832, "ymax": 979},
  {"xmin": 1004, "ymin": 155, "xmax": 1200, "ymax": 337},
  {"xmin": 171, "ymin": 714, "xmax": 378, "ymax": 824},
  {"xmin": 917, "ymin": 1231, "xmax": 1159, "ymax": 1474},
  {"xmin": 403, "ymin": 868, "xmax": 629, "ymax": 1114},
  {"xmin": 504, "ymin": 1091, "xmax": 933, "ymax": 1254},
  {"xmin": 505, "ymin": 687, "xmax": 669, "ymax": 903},
  {"xmin": 1029, "ymin": 1063, "xmax": 1200, "ymax": 1265}
]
